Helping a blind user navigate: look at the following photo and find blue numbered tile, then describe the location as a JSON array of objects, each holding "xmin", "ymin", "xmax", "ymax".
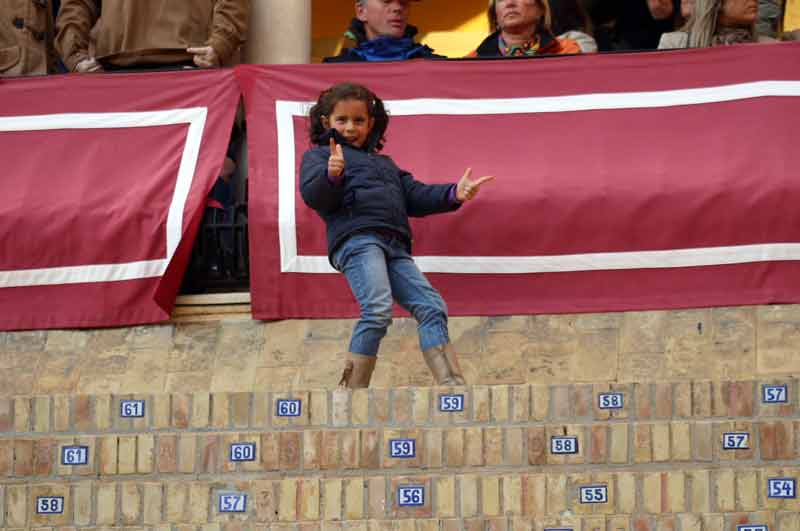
[
  {"xmin": 579, "ymin": 485, "xmax": 608, "ymax": 504},
  {"xmin": 767, "ymin": 478, "xmax": 796, "ymax": 499},
  {"xmin": 438, "ymin": 394, "xmax": 464, "ymax": 412},
  {"xmin": 397, "ymin": 485, "xmax": 425, "ymax": 507},
  {"xmin": 550, "ymin": 436, "xmax": 579, "ymax": 455},
  {"xmin": 36, "ymin": 497, "xmax": 64, "ymax": 514},
  {"xmin": 60, "ymin": 445, "xmax": 89, "ymax": 466},
  {"xmin": 722, "ymin": 432, "xmax": 750, "ymax": 450},
  {"xmin": 761, "ymin": 384, "xmax": 788, "ymax": 404},
  {"xmin": 737, "ymin": 525, "xmax": 767, "ymax": 531},
  {"xmin": 120, "ymin": 400, "xmax": 146, "ymax": 418},
  {"xmin": 597, "ymin": 392, "xmax": 624, "ymax": 410},
  {"xmin": 389, "ymin": 438, "xmax": 417, "ymax": 458},
  {"xmin": 218, "ymin": 493, "xmax": 247, "ymax": 513},
  {"xmin": 276, "ymin": 399, "xmax": 302, "ymax": 417},
  {"xmin": 229, "ymin": 442, "xmax": 257, "ymax": 462}
]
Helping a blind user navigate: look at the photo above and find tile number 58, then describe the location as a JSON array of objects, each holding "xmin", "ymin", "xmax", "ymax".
[
  {"xmin": 598, "ymin": 392, "xmax": 623, "ymax": 409},
  {"xmin": 36, "ymin": 497, "xmax": 64, "ymax": 514}
]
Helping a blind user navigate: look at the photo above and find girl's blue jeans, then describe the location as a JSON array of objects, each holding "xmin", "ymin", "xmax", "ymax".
[{"xmin": 332, "ymin": 232, "xmax": 450, "ymax": 357}]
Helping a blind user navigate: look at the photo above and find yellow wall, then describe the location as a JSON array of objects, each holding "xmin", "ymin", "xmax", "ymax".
[{"xmin": 311, "ymin": 0, "xmax": 490, "ymax": 62}]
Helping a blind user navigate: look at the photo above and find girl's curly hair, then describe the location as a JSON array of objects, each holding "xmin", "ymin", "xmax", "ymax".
[{"xmin": 309, "ymin": 82, "xmax": 389, "ymax": 152}]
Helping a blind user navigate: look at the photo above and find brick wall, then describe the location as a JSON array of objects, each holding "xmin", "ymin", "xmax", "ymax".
[
  {"xmin": 1, "ymin": 380, "xmax": 798, "ymax": 527},
  {"xmin": 2, "ymin": 305, "xmax": 800, "ymax": 396}
]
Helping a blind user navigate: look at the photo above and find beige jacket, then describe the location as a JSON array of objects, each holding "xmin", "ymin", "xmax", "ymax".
[
  {"xmin": 55, "ymin": 0, "xmax": 249, "ymax": 71},
  {"xmin": 0, "ymin": 0, "xmax": 56, "ymax": 76}
]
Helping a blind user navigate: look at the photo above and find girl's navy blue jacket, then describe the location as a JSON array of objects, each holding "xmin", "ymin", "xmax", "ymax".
[{"xmin": 300, "ymin": 130, "xmax": 460, "ymax": 265}]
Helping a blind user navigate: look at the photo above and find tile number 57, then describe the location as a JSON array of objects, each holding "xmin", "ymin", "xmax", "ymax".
[{"xmin": 218, "ymin": 493, "xmax": 247, "ymax": 513}]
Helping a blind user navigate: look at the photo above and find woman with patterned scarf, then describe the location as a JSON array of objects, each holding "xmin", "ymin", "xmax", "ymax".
[
  {"xmin": 469, "ymin": 0, "xmax": 582, "ymax": 57},
  {"xmin": 659, "ymin": 0, "xmax": 775, "ymax": 48}
]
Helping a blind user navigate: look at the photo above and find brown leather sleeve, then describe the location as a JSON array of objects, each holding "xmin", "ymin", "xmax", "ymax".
[
  {"xmin": 207, "ymin": 0, "xmax": 250, "ymax": 64},
  {"xmin": 54, "ymin": 0, "xmax": 99, "ymax": 71}
]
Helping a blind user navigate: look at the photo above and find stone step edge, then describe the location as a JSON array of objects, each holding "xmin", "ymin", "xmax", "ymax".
[
  {"xmin": 2, "ymin": 469, "xmax": 799, "ymax": 527},
  {"xmin": 2, "ymin": 514, "xmax": 800, "ymax": 531},
  {"xmin": 1, "ymin": 420, "xmax": 798, "ymax": 478},
  {"xmin": 2, "ymin": 379, "xmax": 797, "ymax": 436}
]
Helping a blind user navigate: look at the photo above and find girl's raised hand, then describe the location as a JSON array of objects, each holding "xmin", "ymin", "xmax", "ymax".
[
  {"xmin": 328, "ymin": 138, "xmax": 345, "ymax": 178},
  {"xmin": 456, "ymin": 168, "xmax": 495, "ymax": 202}
]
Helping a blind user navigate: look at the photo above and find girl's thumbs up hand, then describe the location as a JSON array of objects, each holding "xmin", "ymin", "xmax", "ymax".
[
  {"xmin": 456, "ymin": 167, "xmax": 495, "ymax": 202},
  {"xmin": 328, "ymin": 138, "xmax": 345, "ymax": 178}
]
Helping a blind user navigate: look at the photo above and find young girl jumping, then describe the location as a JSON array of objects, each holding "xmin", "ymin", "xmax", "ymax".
[{"xmin": 300, "ymin": 82, "xmax": 494, "ymax": 388}]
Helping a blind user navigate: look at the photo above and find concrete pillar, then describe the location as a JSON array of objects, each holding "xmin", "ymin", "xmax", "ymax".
[{"xmin": 244, "ymin": 0, "xmax": 312, "ymax": 65}]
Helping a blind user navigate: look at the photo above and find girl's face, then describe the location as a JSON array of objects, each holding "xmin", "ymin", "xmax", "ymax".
[
  {"xmin": 322, "ymin": 99, "xmax": 374, "ymax": 149},
  {"xmin": 495, "ymin": 0, "xmax": 544, "ymax": 33},
  {"xmin": 719, "ymin": 0, "xmax": 758, "ymax": 26}
]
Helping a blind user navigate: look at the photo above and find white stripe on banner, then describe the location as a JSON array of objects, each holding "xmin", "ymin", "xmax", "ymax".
[
  {"xmin": 0, "ymin": 108, "xmax": 208, "ymax": 288},
  {"xmin": 276, "ymin": 81, "xmax": 800, "ymax": 274}
]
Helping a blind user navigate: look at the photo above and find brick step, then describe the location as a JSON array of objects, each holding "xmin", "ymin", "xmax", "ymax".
[
  {"xmin": 2, "ymin": 380, "xmax": 797, "ymax": 437},
  {"xmin": 2, "ymin": 516, "xmax": 800, "ymax": 531},
  {"xmin": 2, "ymin": 468, "xmax": 799, "ymax": 527},
  {"xmin": 1, "ymin": 419, "xmax": 798, "ymax": 480}
]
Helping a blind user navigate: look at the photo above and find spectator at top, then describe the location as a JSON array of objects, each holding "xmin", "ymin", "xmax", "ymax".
[
  {"xmin": 659, "ymin": 0, "xmax": 771, "ymax": 48},
  {"xmin": 324, "ymin": 0, "xmax": 441, "ymax": 62},
  {"xmin": 586, "ymin": 0, "xmax": 677, "ymax": 50},
  {"xmin": 55, "ymin": 0, "xmax": 249, "ymax": 72},
  {"xmin": 1, "ymin": 0, "xmax": 58, "ymax": 76},
  {"xmin": 550, "ymin": 0, "xmax": 598, "ymax": 52},
  {"xmin": 469, "ymin": 0, "xmax": 582, "ymax": 57},
  {"xmin": 785, "ymin": 0, "xmax": 800, "ymax": 39}
]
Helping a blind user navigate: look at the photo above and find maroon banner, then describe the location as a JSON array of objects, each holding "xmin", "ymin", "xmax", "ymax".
[
  {"xmin": 240, "ymin": 43, "xmax": 800, "ymax": 320},
  {"xmin": 0, "ymin": 69, "xmax": 240, "ymax": 330}
]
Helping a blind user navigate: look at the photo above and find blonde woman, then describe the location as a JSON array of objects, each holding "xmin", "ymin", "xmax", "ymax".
[
  {"xmin": 469, "ymin": 0, "xmax": 582, "ymax": 57},
  {"xmin": 659, "ymin": 0, "xmax": 773, "ymax": 48}
]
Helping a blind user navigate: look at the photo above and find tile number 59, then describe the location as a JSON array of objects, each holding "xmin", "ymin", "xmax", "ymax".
[
  {"xmin": 438, "ymin": 394, "xmax": 464, "ymax": 412},
  {"xmin": 36, "ymin": 497, "xmax": 64, "ymax": 514}
]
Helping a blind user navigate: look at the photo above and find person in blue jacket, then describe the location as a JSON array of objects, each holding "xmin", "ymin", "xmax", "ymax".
[
  {"xmin": 323, "ymin": 0, "xmax": 443, "ymax": 62},
  {"xmin": 300, "ymin": 82, "xmax": 494, "ymax": 388}
]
